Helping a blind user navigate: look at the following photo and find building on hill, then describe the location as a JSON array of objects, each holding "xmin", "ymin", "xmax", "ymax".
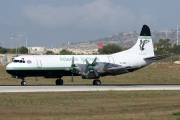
[{"xmin": 27, "ymin": 47, "xmax": 46, "ymax": 55}]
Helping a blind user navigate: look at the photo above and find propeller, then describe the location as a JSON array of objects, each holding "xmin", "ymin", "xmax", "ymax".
[
  {"xmin": 84, "ymin": 57, "xmax": 99, "ymax": 78},
  {"xmin": 69, "ymin": 56, "xmax": 75, "ymax": 82}
]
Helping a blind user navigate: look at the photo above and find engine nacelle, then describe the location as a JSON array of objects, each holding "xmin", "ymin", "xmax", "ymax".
[{"xmin": 81, "ymin": 72, "xmax": 100, "ymax": 79}]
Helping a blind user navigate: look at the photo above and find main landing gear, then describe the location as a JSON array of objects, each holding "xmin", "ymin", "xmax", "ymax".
[
  {"xmin": 93, "ymin": 79, "xmax": 101, "ymax": 85},
  {"xmin": 55, "ymin": 79, "xmax": 100, "ymax": 85},
  {"xmin": 55, "ymin": 78, "xmax": 63, "ymax": 85},
  {"xmin": 55, "ymin": 79, "xmax": 101, "ymax": 85}
]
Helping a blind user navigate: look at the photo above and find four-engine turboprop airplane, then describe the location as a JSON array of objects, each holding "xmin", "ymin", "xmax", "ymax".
[{"xmin": 6, "ymin": 25, "xmax": 170, "ymax": 85}]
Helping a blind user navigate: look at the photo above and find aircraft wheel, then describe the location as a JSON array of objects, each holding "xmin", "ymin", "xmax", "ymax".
[
  {"xmin": 93, "ymin": 80, "xmax": 101, "ymax": 85},
  {"xmin": 21, "ymin": 81, "xmax": 26, "ymax": 86},
  {"xmin": 56, "ymin": 79, "xmax": 63, "ymax": 85},
  {"xmin": 59, "ymin": 80, "xmax": 63, "ymax": 85}
]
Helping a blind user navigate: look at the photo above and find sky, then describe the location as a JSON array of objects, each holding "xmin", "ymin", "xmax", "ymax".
[{"xmin": 0, "ymin": 0, "xmax": 180, "ymax": 48}]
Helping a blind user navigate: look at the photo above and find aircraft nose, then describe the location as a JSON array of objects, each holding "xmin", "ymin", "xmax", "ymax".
[
  {"xmin": 6, "ymin": 63, "xmax": 12, "ymax": 69},
  {"xmin": 6, "ymin": 63, "xmax": 13, "ymax": 75}
]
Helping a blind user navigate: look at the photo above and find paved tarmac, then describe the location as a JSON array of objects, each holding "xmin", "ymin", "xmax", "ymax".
[{"xmin": 0, "ymin": 84, "xmax": 180, "ymax": 92}]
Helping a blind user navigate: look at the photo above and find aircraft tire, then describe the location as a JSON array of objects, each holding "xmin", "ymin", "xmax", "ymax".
[
  {"xmin": 21, "ymin": 81, "xmax": 26, "ymax": 86},
  {"xmin": 56, "ymin": 79, "xmax": 63, "ymax": 85},
  {"xmin": 93, "ymin": 80, "xmax": 101, "ymax": 85}
]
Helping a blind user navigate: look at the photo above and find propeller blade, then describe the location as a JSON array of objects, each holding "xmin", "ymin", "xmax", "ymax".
[
  {"xmin": 70, "ymin": 56, "xmax": 75, "ymax": 82},
  {"xmin": 71, "ymin": 56, "xmax": 74, "ymax": 67},
  {"xmin": 85, "ymin": 71, "xmax": 90, "ymax": 78},
  {"xmin": 71, "ymin": 73, "xmax": 74, "ymax": 82},
  {"xmin": 92, "ymin": 57, "xmax": 97, "ymax": 65},
  {"xmin": 85, "ymin": 59, "xmax": 90, "ymax": 65},
  {"xmin": 93, "ymin": 70, "xmax": 99, "ymax": 77}
]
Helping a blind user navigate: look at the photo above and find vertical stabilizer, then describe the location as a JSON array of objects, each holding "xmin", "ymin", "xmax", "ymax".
[
  {"xmin": 113, "ymin": 25, "xmax": 154, "ymax": 58},
  {"xmin": 136, "ymin": 25, "xmax": 154, "ymax": 57}
]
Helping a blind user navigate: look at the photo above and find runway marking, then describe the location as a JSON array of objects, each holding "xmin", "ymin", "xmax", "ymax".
[{"xmin": 0, "ymin": 85, "xmax": 180, "ymax": 92}]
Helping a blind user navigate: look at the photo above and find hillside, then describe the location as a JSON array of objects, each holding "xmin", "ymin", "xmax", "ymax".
[
  {"xmin": 89, "ymin": 30, "xmax": 178, "ymax": 47},
  {"xmin": 61, "ymin": 29, "xmax": 179, "ymax": 50}
]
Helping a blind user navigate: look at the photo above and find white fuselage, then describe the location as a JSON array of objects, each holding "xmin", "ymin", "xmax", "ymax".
[
  {"xmin": 6, "ymin": 25, "xmax": 155, "ymax": 81},
  {"xmin": 6, "ymin": 54, "xmax": 151, "ymax": 70}
]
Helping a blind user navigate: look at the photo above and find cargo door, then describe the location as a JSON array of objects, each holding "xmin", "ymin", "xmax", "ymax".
[
  {"xmin": 37, "ymin": 60, "xmax": 42, "ymax": 68},
  {"xmin": 107, "ymin": 56, "xmax": 114, "ymax": 64}
]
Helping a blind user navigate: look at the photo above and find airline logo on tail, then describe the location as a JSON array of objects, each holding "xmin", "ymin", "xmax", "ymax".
[{"xmin": 139, "ymin": 40, "xmax": 149, "ymax": 51}]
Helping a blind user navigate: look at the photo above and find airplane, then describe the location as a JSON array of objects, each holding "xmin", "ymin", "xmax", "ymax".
[{"xmin": 6, "ymin": 25, "xmax": 171, "ymax": 86}]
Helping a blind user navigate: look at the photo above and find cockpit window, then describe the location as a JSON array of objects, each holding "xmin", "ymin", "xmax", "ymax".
[
  {"xmin": 13, "ymin": 58, "xmax": 25, "ymax": 63},
  {"xmin": 13, "ymin": 60, "xmax": 20, "ymax": 63}
]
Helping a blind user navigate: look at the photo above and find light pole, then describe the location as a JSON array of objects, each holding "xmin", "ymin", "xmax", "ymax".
[
  {"xmin": 11, "ymin": 34, "xmax": 20, "ymax": 54},
  {"xmin": 177, "ymin": 25, "xmax": 179, "ymax": 45}
]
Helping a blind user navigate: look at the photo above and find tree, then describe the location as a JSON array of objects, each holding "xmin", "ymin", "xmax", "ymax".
[
  {"xmin": 154, "ymin": 39, "xmax": 171, "ymax": 55},
  {"xmin": 0, "ymin": 46, "xmax": 28, "ymax": 54},
  {"xmin": 170, "ymin": 44, "xmax": 180, "ymax": 54},
  {"xmin": 46, "ymin": 50, "xmax": 54, "ymax": 55},
  {"xmin": 0, "ymin": 47, "xmax": 8, "ymax": 54},
  {"xmin": 59, "ymin": 49, "xmax": 74, "ymax": 55},
  {"xmin": 19, "ymin": 46, "xmax": 28, "ymax": 54},
  {"xmin": 8, "ymin": 48, "xmax": 16, "ymax": 54},
  {"xmin": 98, "ymin": 44, "xmax": 123, "ymax": 54},
  {"xmin": 6, "ymin": 47, "xmax": 28, "ymax": 54}
]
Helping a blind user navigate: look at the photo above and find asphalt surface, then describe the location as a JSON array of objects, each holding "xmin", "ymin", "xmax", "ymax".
[{"xmin": 0, "ymin": 84, "xmax": 180, "ymax": 92}]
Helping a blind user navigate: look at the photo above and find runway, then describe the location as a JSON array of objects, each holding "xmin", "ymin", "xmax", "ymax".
[{"xmin": 0, "ymin": 84, "xmax": 180, "ymax": 92}]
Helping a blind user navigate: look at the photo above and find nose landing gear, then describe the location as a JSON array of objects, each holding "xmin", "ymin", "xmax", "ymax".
[{"xmin": 21, "ymin": 77, "xmax": 26, "ymax": 86}]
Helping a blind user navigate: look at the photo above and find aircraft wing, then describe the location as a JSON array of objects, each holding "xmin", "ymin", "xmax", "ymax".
[
  {"xmin": 105, "ymin": 66, "xmax": 125, "ymax": 71},
  {"xmin": 144, "ymin": 54, "xmax": 173, "ymax": 60}
]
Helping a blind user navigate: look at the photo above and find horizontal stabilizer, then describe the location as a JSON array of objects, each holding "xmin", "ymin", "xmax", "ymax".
[
  {"xmin": 144, "ymin": 54, "xmax": 173, "ymax": 60},
  {"xmin": 126, "ymin": 66, "xmax": 140, "ymax": 69}
]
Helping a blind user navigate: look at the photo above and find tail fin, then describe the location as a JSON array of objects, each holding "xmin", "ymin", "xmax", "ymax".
[
  {"xmin": 113, "ymin": 25, "xmax": 154, "ymax": 57},
  {"xmin": 135, "ymin": 25, "xmax": 154, "ymax": 57}
]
